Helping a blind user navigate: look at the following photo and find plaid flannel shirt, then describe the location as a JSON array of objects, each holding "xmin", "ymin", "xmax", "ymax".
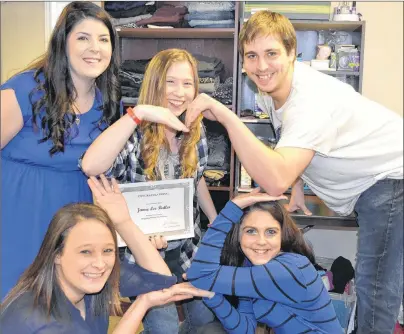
[{"xmin": 105, "ymin": 123, "xmax": 209, "ymax": 271}]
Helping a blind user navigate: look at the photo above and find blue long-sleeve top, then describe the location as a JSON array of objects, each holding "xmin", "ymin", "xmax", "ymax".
[
  {"xmin": 0, "ymin": 261, "xmax": 176, "ymax": 334},
  {"xmin": 187, "ymin": 201, "xmax": 342, "ymax": 334}
]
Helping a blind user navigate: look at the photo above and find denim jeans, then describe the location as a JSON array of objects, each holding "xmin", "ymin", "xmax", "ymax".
[
  {"xmin": 142, "ymin": 246, "xmax": 216, "ymax": 334},
  {"xmin": 142, "ymin": 302, "xmax": 180, "ymax": 334},
  {"xmin": 354, "ymin": 178, "xmax": 403, "ymax": 334}
]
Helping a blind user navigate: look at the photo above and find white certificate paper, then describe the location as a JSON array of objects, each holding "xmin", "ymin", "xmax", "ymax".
[{"xmin": 117, "ymin": 179, "xmax": 194, "ymax": 247}]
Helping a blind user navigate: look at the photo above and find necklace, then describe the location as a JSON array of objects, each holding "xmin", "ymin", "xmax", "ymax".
[
  {"xmin": 75, "ymin": 113, "xmax": 81, "ymax": 126},
  {"xmin": 72, "ymin": 88, "xmax": 95, "ymax": 126}
]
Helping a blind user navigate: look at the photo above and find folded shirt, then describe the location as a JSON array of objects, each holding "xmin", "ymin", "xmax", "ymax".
[
  {"xmin": 185, "ymin": 11, "xmax": 234, "ymax": 21},
  {"xmin": 107, "ymin": 3, "xmax": 156, "ymax": 19},
  {"xmin": 112, "ymin": 14, "xmax": 153, "ymax": 27},
  {"xmin": 189, "ymin": 19, "xmax": 234, "ymax": 27},
  {"xmin": 136, "ymin": 5, "xmax": 188, "ymax": 26},
  {"xmin": 185, "ymin": 1, "xmax": 235, "ymax": 12}
]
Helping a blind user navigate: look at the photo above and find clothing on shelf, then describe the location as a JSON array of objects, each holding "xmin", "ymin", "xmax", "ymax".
[
  {"xmin": 185, "ymin": 11, "xmax": 235, "ymax": 21},
  {"xmin": 212, "ymin": 77, "xmax": 233, "ymax": 105},
  {"xmin": 184, "ymin": 1, "xmax": 235, "ymax": 28},
  {"xmin": 206, "ymin": 132, "xmax": 230, "ymax": 169},
  {"xmin": 136, "ymin": 5, "xmax": 188, "ymax": 28},
  {"xmin": 188, "ymin": 20, "xmax": 235, "ymax": 28},
  {"xmin": 111, "ymin": 14, "xmax": 153, "ymax": 27},
  {"xmin": 119, "ymin": 59, "xmax": 151, "ymax": 100},
  {"xmin": 185, "ymin": 1, "xmax": 235, "ymax": 13},
  {"xmin": 105, "ymin": 1, "xmax": 156, "ymax": 19}
]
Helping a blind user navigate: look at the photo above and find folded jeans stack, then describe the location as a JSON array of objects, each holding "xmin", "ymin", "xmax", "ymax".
[
  {"xmin": 184, "ymin": 1, "xmax": 235, "ymax": 28},
  {"xmin": 204, "ymin": 132, "xmax": 230, "ymax": 186},
  {"xmin": 194, "ymin": 54, "xmax": 225, "ymax": 95}
]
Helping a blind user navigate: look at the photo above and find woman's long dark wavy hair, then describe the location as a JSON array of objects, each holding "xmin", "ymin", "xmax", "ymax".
[
  {"xmin": 0, "ymin": 203, "xmax": 122, "ymax": 319},
  {"xmin": 24, "ymin": 1, "xmax": 121, "ymax": 155},
  {"xmin": 220, "ymin": 201, "xmax": 315, "ymax": 307}
]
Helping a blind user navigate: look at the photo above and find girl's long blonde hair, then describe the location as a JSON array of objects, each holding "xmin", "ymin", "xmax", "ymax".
[{"xmin": 138, "ymin": 49, "xmax": 203, "ymax": 180}]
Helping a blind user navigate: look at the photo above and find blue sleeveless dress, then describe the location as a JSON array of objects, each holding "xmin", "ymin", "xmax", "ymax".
[{"xmin": 1, "ymin": 71, "xmax": 106, "ymax": 299}]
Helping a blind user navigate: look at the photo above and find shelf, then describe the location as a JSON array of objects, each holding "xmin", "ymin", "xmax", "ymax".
[
  {"xmin": 235, "ymin": 190, "xmax": 358, "ymax": 228},
  {"xmin": 207, "ymin": 186, "xmax": 230, "ymax": 192},
  {"xmin": 291, "ymin": 20, "xmax": 364, "ymax": 32},
  {"xmin": 240, "ymin": 117, "xmax": 271, "ymax": 124},
  {"xmin": 237, "ymin": 187, "xmax": 254, "ymax": 193},
  {"xmin": 241, "ymin": 19, "xmax": 363, "ymax": 32},
  {"xmin": 319, "ymin": 70, "xmax": 360, "ymax": 76},
  {"xmin": 117, "ymin": 28, "xmax": 236, "ymax": 39}
]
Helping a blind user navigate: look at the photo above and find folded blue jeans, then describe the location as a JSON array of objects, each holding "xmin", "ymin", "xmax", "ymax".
[{"xmin": 354, "ymin": 178, "xmax": 403, "ymax": 334}]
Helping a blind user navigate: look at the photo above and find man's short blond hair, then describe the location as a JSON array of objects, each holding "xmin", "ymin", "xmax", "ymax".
[{"xmin": 239, "ymin": 11, "xmax": 297, "ymax": 60}]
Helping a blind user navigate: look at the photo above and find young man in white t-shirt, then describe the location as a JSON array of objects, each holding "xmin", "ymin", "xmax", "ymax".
[{"xmin": 186, "ymin": 10, "xmax": 403, "ymax": 334}]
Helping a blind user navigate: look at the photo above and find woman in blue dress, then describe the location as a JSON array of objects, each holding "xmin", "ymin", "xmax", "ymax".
[{"xmin": 0, "ymin": 1, "xmax": 123, "ymax": 299}]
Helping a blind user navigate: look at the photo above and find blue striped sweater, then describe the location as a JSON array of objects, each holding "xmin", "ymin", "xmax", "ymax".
[{"xmin": 187, "ymin": 201, "xmax": 342, "ymax": 334}]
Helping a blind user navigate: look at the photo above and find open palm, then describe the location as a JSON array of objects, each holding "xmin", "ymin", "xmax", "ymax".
[{"xmin": 88, "ymin": 175, "xmax": 132, "ymax": 226}]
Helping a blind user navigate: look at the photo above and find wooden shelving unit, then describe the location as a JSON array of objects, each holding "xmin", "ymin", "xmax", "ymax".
[
  {"xmin": 116, "ymin": 28, "xmax": 235, "ymax": 39},
  {"xmin": 290, "ymin": 20, "xmax": 364, "ymax": 32}
]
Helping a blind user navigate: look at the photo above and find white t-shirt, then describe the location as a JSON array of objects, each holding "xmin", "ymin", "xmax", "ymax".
[{"xmin": 256, "ymin": 61, "xmax": 403, "ymax": 216}]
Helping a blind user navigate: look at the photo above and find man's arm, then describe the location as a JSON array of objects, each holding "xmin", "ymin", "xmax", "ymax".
[{"xmin": 186, "ymin": 94, "xmax": 314, "ymax": 195}]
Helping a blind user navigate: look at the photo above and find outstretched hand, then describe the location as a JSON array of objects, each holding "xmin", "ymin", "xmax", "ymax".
[
  {"xmin": 140, "ymin": 282, "xmax": 215, "ymax": 309},
  {"xmin": 232, "ymin": 187, "xmax": 288, "ymax": 209},
  {"xmin": 88, "ymin": 175, "xmax": 132, "ymax": 226}
]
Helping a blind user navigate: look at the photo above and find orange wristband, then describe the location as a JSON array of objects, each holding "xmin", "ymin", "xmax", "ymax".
[{"xmin": 127, "ymin": 107, "xmax": 141, "ymax": 125}]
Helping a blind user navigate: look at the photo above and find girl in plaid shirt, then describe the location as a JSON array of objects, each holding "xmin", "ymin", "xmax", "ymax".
[{"xmin": 81, "ymin": 49, "xmax": 218, "ymax": 334}]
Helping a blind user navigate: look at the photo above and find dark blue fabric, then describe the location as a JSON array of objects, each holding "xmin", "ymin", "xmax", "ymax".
[
  {"xmin": 0, "ymin": 262, "xmax": 176, "ymax": 334},
  {"xmin": 187, "ymin": 201, "xmax": 342, "ymax": 333},
  {"xmin": 0, "ymin": 293, "xmax": 107, "ymax": 334},
  {"xmin": 119, "ymin": 255, "xmax": 177, "ymax": 297},
  {"xmin": 0, "ymin": 71, "xmax": 106, "ymax": 300}
]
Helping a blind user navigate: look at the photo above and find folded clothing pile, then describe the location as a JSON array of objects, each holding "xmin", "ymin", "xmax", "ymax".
[
  {"xmin": 204, "ymin": 132, "xmax": 230, "ymax": 186},
  {"xmin": 184, "ymin": 1, "xmax": 235, "ymax": 28},
  {"xmin": 105, "ymin": 1, "xmax": 156, "ymax": 28},
  {"xmin": 135, "ymin": 4, "xmax": 188, "ymax": 28},
  {"xmin": 119, "ymin": 58, "xmax": 151, "ymax": 105}
]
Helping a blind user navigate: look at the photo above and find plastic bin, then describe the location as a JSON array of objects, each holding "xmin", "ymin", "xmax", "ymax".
[{"xmin": 330, "ymin": 290, "xmax": 356, "ymax": 333}]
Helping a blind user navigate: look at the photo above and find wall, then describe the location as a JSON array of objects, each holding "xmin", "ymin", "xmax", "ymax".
[
  {"xmin": 0, "ymin": 2, "xmax": 45, "ymax": 83},
  {"xmin": 0, "ymin": 1, "xmax": 101, "ymax": 84},
  {"xmin": 332, "ymin": 1, "xmax": 403, "ymax": 115}
]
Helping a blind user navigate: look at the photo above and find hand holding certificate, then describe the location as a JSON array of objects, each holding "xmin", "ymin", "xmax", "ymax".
[{"xmin": 117, "ymin": 179, "xmax": 194, "ymax": 247}]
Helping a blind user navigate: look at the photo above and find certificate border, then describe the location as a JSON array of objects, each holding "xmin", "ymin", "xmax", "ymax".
[{"xmin": 118, "ymin": 179, "xmax": 194, "ymax": 244}]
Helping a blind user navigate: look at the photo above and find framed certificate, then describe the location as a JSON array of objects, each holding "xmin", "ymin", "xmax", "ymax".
[{"xmin": 117, "ymin": 178, "xmax": 194, "ymax": 247}]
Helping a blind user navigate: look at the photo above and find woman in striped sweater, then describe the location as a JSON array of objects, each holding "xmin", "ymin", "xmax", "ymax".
[{"xmin": 186, "ymin": 189, "xmax": 342, "ymax": 334}]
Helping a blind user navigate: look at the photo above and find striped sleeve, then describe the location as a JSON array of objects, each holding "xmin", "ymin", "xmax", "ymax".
[
  {"xmin": 187, "ymin": 201, "xmax": 309, "ymax": 305},
  {"xmin": 203, "ymin": 294, "xmax": 256, "ymax": 334}
]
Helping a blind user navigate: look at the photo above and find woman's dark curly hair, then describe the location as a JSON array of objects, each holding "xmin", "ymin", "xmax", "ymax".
[{"xmin": 24, "ymin": 1, "xmax": 121, "ymax": 155}]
